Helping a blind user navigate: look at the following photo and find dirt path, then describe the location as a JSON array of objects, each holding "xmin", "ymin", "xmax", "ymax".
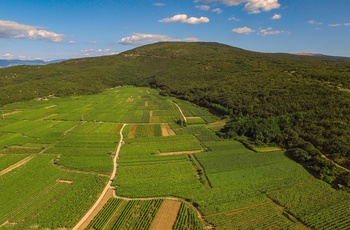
[
  {"xmin": 37, "ymin": 114, "xmax": 58, "ymax": 121},
  {"xmin": 0, "ymin": 155, "xmax": 35, "ymax": 176},
  {"xmin": 171, "ymin": 101, "xmax": 187, "ymax": 123},
  {"xmin": 73, "ymin": 124, "xmax": 126, "ymax": 230},
  {"xmin": 158, "ymin": 149, "xmax": 204, "ymax": 156},
  {"xmin": 320, "ymin": 153, "xmax": 350, "ymax": 172}
]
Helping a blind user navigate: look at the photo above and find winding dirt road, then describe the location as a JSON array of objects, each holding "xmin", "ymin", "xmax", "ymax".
[
  {"xmin": 171, "ymin": 101, "xmax": 187, "ymax": 123},
  {"xmin": 73, "ymin": 124, "xmax": 126, "ymax": 230}
]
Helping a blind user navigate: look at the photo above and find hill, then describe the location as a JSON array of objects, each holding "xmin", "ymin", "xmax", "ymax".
[{"xmin": 1, "ymin": 41, "xmax": 350, "ymax": 186}]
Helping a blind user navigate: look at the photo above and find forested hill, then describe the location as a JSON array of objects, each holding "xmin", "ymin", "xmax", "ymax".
[{"xmin": 1, "ymin": 42, "xmax": 350, "ymax": 186}]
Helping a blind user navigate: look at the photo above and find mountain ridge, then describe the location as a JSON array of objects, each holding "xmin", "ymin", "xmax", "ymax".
[{"xmin": 0, "ymin": 59, "xmax": 65, "ymax": 68}]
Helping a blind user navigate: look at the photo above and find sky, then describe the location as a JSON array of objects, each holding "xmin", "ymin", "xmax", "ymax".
[{"xmin": 0, "ymin": 0, "xmax": 349, "ymax": 60}]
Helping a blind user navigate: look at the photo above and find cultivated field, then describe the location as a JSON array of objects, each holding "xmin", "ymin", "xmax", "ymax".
[{"xmin": 1, "ymin": 86, "xmax": 349, "ymax": 229}]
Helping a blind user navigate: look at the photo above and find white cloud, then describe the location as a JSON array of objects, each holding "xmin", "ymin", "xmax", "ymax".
[
  {"xmin": 329, "ymin": 22, "xmax": 350, "ymax": 27},
  {"xmin": 258, "ymin": 27, "xmax": 287, "ymax": 35},
  {"xmin": 244, "ymin": 0, "xmax": 280, "ymax": 13},
  {"xmin": 271, "ymin": 13, "xmax": 281, "ymax": 20},
  {"xmin": 118, "ymin": 33, "xmax": 200, "ymax": 45},
  {"xmin": 80, "ymin": 48, "xmax": 111, "ymax": 54},
  {"xmin": 213, "ymin": 8, "xmax": 224, "ymax": 13},
  {"xmin": 228, "ymin": 17, "xmax": 240, "ymax": 21},
  {"xmin": 308, "ymin": 20, "xmax": 322, "ymax": 25},
  {"xmin": 153, "ymin": 2, "xmax": 165, "ymax": 7},
  {"xmin": 232, "ymin": 26, "xmax": 255, "ymax": 34},
  {"xmin": 159, "ymin": 14, "xmax": 210, "ymax": 24},
  {"xmin": 0, "ymin": 53, "xmax": 15, "ymax": 59},
  {"xmin": 196, "ymin": 0, "xmax": 280, "ymax": 13},
  {"xmin": 196, "ymin": 5, "xmax": 211, "ymax": 11},
  {"xmin": 0, "ymin": 54, "xmax": 35, "ymax": 60},
  {"xmin": 0, "ymin": 20, "xmax": 64, "ymax": 42},
  {"xmin": 69, "ymin": 40, "xmax": 76, "ymax": 44}
]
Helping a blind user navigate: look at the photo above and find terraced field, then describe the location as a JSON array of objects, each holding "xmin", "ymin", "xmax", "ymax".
[{"xmin": 1, "ymin": 86, "xmax": 350, "ymax": 229}]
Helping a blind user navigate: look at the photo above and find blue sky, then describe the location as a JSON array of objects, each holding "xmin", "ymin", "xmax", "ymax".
[{"xmin": 0, "ymin": 0, "xmax": 349, "ymax": 60}]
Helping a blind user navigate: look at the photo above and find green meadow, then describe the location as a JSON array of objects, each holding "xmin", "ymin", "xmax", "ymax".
[{"xmin": 1, "ymin": 86, "xmax": 349, "ymax": 229}]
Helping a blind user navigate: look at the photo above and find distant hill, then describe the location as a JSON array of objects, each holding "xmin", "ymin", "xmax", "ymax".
[
  {"xmin": 0, "ymin": 59, "xmax": 64, "ymax": 68},
  {"xmin": 295, "ymin": 52, "xmax": 350, "ymax": 61},
  {"xmin": 1, "ymin": 41, "xmax": 350, "ymax": 186}
]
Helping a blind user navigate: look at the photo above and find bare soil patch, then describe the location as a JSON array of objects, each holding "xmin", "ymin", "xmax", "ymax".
[
  {"xmin": 259, "ymin": 148, "xmax": 283, "ymax": 153},
  {"xmin": 127, "ymin": 125, "xmax": 137, "ymax": 138},
  {"xmin": 161, "ymin": 124, "xmax": 176, "ymax": 136},
  {"xmin": 159, "ymin": 149, "xmax": 204, "ymax": 156},
  {"xmin": 126, "ymin": 97, "xmax": 134, "ymax": 102},
  {"xmin": 56, "ymin": 179, "xmax": 73, "ymax": 184},
  {"xmin": 45, "ymin": 105, "xmax": 57, "ymax": 109},
  {"xmin": 150, "ymin": 199, "xmax": 181, "ymax": 230},
  {"xmin": 37, "ymin": 114, "xmax": 58, "ymax": 121},
  {"xmin": 0, "ymin": 221, "xmax": 17, "ymax": 227},
  {"xmin": 3, "ymin": 110, "xmax": 21, "ymax": 116}
]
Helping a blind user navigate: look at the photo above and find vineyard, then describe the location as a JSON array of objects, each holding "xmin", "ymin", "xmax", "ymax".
[{"xmin": 1, "ymin": 86, "xmax": 350, "ymax": 229}]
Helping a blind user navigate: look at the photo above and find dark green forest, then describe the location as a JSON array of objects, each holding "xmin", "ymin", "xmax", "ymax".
[{"xmin": 1, "ymin": 42, "xmax": 350, "ymax": 187}]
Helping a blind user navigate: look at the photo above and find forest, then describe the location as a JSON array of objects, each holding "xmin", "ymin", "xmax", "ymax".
[{"xmin": 1, "ymin": 41, "xmax": 350, "ymax": 187}]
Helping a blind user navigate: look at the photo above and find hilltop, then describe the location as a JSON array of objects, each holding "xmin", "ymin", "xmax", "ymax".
[{"xmin": 1, "ymin": 41, "xmax": 350, "ymax": 186}]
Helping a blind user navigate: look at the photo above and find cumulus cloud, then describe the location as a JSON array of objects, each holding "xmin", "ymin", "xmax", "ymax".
[
  {"xmin": 196, "ymin": 0, "xmax": 280, "ymax": 13},
  {"xmin": 196, "ymin": 5, "xmax": 211, "ymax": 11},
  {"xmin": 213, "ymin": 8, "xmax": 224, "ymax": 13},
  {"xmin": 232, "ymin": 26, "xmax": 255, "ymax": 34},
  {"xmin": 159, "ymin": 14, "xmax": 210, "ymax": 24},
  {"xmin": 308, "ymin": 20, "xmax": 322, "ymax": 25},
  {"xmin": 118, "ymin": 33, "xmax": 200, "ymax": 45},
  {"xmin": 228, "ymin": 17, "xmax": 240, "ymax": 21},
  {"xmin": 271, "ymin": 13, "xmax": 281, "ymax": 20},
  {"xmin": 258, "ymin": 27, "xmax": 286, "ymax": 35},
  {"xmin": 0, "ymin": 20, "xmax": 64, "ymax": 42}
]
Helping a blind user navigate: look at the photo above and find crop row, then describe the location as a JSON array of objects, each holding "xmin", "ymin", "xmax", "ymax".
[
  {"xmin": 175, "ymin": 126, "xmax": 222, "ymax": 142},
  {"xmin": 173, "ymin": 203, "xmax": 203, "ymax": 230},
  {"xmin": 86, "ymin": 198, "xmax": 123, "ymax": 229},
  {"xmin": 0, "ymin": 155, "xmax": 107, "ymax": 229},
  {"xmin": 0, "ymin": 154, "xmax": 29, "ymax": 171},
  {"xmin": 110, "ymin": 199, "xmax": 163, "ymax": 230}
]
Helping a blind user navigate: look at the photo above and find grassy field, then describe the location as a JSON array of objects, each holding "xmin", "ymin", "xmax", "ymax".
[{"xmin": 1, "ymin": 86, "xmax": 349, "ymax": 229}]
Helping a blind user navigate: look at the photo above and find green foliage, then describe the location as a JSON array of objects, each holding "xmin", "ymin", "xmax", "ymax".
[{"xmin": 173, "ymin": 203, "xmax": 203, "ymax": 230}]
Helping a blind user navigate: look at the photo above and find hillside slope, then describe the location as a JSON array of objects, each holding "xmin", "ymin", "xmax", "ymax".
[{"xmin": 1, "ymin": 42, "xmax": 350, "ymax": 186}]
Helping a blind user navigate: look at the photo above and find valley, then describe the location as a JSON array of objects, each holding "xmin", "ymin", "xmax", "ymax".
[{"xmin": 1, "ymin": 86, "xmax": 350, "ymax": 229}]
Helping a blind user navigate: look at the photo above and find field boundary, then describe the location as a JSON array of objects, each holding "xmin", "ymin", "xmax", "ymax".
[{"xmin": 0, "ymin": 155, "xmax": 35, "ymax": 176}]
